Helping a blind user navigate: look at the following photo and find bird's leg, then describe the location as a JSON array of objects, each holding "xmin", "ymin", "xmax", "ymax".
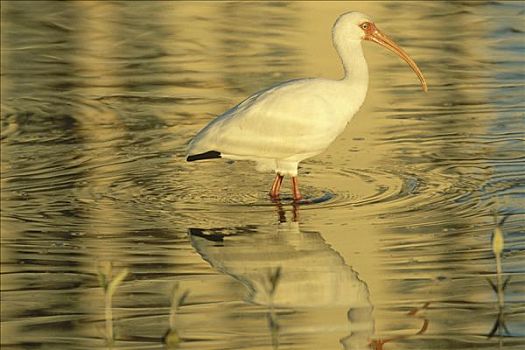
[
  {"xmin": 291, "ymin": 176, "xmax": 303, "ymax": 202},
  {"xmin": 269, "ymin": 174, "xmax": 284, "ymax": 198}
]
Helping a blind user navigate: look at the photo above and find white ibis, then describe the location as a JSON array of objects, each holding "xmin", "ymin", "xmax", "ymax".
[{"xmin": 186, "ymin": 12, "xmax": 427, "ymax": 202}]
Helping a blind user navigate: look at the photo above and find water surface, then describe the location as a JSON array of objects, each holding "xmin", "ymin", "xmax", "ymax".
[{"xmin": 1, "ymin": 1, "xmax": 524, "ymax": 349}]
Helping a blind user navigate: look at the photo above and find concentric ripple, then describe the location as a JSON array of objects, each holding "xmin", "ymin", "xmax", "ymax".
[
  {"xmin": 79, "ymin": 153, "xmax": 495, "ymax": 227},
  {"xmin": 101, "ymin": 159, "xmax": 425, "ymax": 222}
]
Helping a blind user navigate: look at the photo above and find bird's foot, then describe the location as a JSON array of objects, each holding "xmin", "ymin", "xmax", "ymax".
[{"xmin": 269, "ymin": 192, "xmax": 281, "ymax": 201}]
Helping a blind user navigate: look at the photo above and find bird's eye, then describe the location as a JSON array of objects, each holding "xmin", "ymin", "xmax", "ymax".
[{"xmin": 360, "ymin": 22, "xmax": 369, "ymax": 30}]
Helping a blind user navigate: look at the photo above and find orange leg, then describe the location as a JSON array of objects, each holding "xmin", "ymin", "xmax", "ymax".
[
  {"xmin": 291, "ymin": 176, "xmax": 302, "ymax": 201},
  {"xmin": 269, "ymin": 174, "xmax": 284, "ymax": 198}
]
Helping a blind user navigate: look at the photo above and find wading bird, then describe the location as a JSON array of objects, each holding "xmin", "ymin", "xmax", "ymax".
[{"xmin": 186, "ymin": 12, "xmax": 427, "ymax": 202}]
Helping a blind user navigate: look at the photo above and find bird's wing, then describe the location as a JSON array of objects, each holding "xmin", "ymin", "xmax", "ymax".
[{"xmin": 188, "ymin": 79, "xmax": 343, "ymax": 160}]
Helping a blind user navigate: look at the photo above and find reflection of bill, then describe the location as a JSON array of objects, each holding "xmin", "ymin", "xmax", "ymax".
[
  {"xmin": 367, "ymin": 302, "xmax": 430, "ymax": 350},
  {"xmin": 189, "ymin": 211, "xmax": 374, "ymax": 349}
]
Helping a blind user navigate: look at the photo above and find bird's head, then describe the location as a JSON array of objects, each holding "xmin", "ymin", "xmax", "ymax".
[{"xmin": 334, "ymin": 12, "xmax": 428, "ymax": 92}]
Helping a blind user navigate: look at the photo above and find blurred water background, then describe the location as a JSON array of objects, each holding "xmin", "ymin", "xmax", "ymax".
[{"xmin": 1, "ymin": 1, "xmax": 524, "ymax": 349}]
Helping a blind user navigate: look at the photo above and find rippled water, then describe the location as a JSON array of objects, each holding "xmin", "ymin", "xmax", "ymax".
[{"xmin": 1, "ymin": 1, "xmax": 524, "ymax": 349}]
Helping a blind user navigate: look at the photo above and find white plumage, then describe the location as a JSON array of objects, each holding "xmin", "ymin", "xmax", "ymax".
[{"xmin": 187, "ymin": 12, "xmax": 427, "ymax": 201}]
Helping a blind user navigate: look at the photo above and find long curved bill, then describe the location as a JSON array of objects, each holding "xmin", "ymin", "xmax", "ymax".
[{"xmin": 365, "ymin": 24, "xmax": 428, "ymax": 92}]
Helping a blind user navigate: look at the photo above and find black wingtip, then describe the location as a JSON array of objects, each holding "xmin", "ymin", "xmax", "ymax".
[{"xmin": 186, "ymin": 150, "xmax": 221, "ymax": 162}]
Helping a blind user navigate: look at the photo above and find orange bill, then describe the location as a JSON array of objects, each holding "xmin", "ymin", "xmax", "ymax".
[{"xmin": 364, "ymin": 23, "xmax": 428, "ymax": 92}]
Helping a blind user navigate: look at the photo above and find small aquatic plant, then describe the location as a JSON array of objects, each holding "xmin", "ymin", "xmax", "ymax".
[
  {"xmin": 97, "ymin": 261, "xmax": 129, "ymax": 345},
  {"xmin": 163, "ymin": 282, "xmax": 189, "ymax": 349},
  {"xmin": 487, "ymin": 213, "xmax": 511, "ymax": 339}
]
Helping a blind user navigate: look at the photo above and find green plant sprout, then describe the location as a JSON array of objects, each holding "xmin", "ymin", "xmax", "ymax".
[
  {"xmin": 97, "ymin": 261, "xmax": 129, "ymax": 345},
  {"xmin": 487, "ymin": 213, "xmax": 511, "ymax": 340},
  {"xmin": 163, "ymin": 282, "xmax": 189, "ymax": 349}
]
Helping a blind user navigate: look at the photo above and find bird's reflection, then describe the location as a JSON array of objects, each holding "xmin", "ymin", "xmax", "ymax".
[{"xmin": 188, "ymin": 202, "xmax": 374, "ymax": 350}]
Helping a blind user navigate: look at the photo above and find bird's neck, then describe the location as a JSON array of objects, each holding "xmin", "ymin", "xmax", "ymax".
[
  {"xmin": 336, "ymin": 40, "xmax": 369, "ymax": 84},
  {"xmin": 331, "ymin": 39, "xmax": 369, "ymax": 122}
]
